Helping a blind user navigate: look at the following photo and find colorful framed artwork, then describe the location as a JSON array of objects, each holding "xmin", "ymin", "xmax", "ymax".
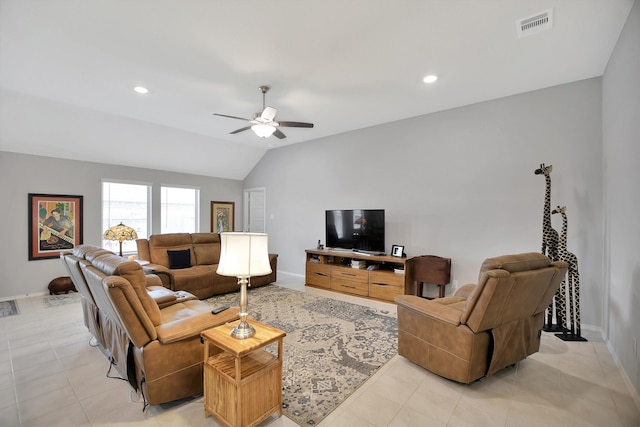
[
  {"xmin": 211, "ymin": 201, "xmax": 235, "ymax": 233},
  {"xmin": 28, "ymin": 193, "xmax": 83, "ymax": 260}
]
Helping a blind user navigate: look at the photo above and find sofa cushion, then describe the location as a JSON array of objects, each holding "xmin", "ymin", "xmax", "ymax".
[
  {"xmin": 167, "ymin": 249, "xmax": 192, "ymax": 269},
  {"xmin": 172, "ymin": 265, "xmax": 217, "ymax": 299},
  {"xmin": 148, "ymin": 233, "xmax": 193, "ymax": 267},
  {"xmin": 191, "ymin": 233, "xmax": 221, "ymax": 265}
]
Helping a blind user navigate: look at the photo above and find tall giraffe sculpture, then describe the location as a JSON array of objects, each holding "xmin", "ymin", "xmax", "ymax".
[
  {"xmin": 534, "ymin": 163, "xmax": 563, "ymax": 331},
  {"xmin": 552, "ymin": 206, "xmax": 587, "ymax": 341}
]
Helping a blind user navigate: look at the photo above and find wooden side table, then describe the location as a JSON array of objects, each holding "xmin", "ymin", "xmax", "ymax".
[
  {"xmin": 201, "ymin": 319, "xmax": 286, "ymax": 427},
  {"xmin": 407, "ymin": 255, "xmax": 451, "ymax": 299}
]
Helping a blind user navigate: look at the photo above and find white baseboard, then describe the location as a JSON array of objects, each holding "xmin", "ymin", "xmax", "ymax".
[{"xmin": 0, "ymin": 291, "xmax": 48, "ymax": 302}]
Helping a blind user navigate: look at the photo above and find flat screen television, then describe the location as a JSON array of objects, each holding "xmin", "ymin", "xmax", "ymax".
[{"xmin": 325, "ymin": 209, "xmax": 385, "ymax": 254}]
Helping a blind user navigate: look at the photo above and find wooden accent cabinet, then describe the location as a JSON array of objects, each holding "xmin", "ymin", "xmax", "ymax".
[
  {"xmin": 305, "ymin": 249, "xmax": 413, "ymax": 303},
  {"xmin": 201, "ymin": 320, "xmax": 286, "ymax": 427}
]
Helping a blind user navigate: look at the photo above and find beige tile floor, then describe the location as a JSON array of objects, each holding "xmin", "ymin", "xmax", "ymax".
[{"xmin": 1, "ymin": 273, "xmax": 639, "ymax": 427}]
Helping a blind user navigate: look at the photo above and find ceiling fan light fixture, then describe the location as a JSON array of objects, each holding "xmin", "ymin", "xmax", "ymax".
[{"xmin": 251, "ymin": 124, "xmax": 276, "ymax": 138}]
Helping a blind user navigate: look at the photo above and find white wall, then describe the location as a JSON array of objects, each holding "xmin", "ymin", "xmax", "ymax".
[
  {"xmin": 244, "ymin": 78, "xmax": 604, "ymax": 327},
  {"xmin": 0, "ymin": 152, "xmax": 243, "ymax": 299},
  {"xmin": 603, "ymin": 0, "xmax": 640, "ymax": 396}
]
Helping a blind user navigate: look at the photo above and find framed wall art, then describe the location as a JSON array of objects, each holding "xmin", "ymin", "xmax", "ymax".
[
  {"xmin": 211, "ymin": 201, "xmax": 235, "ymax": 233},
  {"xmin": 28, "ymin": 193, "xmax": 83, "ymax": 260}
]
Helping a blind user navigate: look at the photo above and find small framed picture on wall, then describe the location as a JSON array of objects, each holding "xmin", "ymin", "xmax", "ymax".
[{"xmin": 211, "ymin": 201, "xmax": 235, "ymax": 233}]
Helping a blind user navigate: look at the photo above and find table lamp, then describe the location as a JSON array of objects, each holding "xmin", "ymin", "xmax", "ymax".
[
  {"xmin": 103, "ymin": 222, "xmax": 138, "ymax": 257},
  {"xmin": 217, "ymin": 232, "xmax": 271, "ymax": 339}
]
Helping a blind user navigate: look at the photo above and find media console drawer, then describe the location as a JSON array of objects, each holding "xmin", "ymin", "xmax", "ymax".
[
  {"xmin": 331, "ymin": 279, "xmax": 369, "ymax": 296},
  {"xmin": 332, "ymin": 267, "xmax": 368, "ymax": 282},
  {"xmin": 306, "ymin": 263, "xmax": 331, "ymax": 288},
  {"xmin": 331, "ymin": 266, "xmax": 368, "ymax": 296},
  {"xmin": 369, "ymin": 282, "xmax": 404, "ymax": 301},
  {"xmin": 369, "ymin": 270, "xmax": 404, "ymax": 287}
]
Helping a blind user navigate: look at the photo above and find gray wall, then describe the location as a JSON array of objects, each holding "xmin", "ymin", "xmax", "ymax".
[
  {"xmin": 245, "ymin": 78, "xmax": 604, "ymax": 327},
  {"xmin": 603, "ymin": 0, "xmax": 640, "ymax": 396},
  {"xmin": 0, "ymin": 152, "xmax": 243, "ymax": 299}
]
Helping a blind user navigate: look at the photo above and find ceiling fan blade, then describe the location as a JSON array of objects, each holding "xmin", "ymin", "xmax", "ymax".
[
  {"xmin": 213, "ymin": 113, "xmax": 252, "ymax": 122},
  {"xmin": 230, "ymin": 126, "xmax": 252, "ymax": 134},
  {"xmin": 277, "ymin": 121, "xmax": 314, "ymax": 128},
  {"xmin": 273, "ymin": 128, "xmax": 287, "ymax": 139},
  {"xmin": 261, "ymin": 106, "xmax": 278, "ymax": 122}
]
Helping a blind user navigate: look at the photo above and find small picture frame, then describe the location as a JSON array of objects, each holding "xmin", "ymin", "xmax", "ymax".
[
  {"xmin": 211, "ymin": 201, "xmax": 235, "ymax": 233},
  {"xmin": 391, "ymin": 244, "xmax": 405, "ymax": 258}
]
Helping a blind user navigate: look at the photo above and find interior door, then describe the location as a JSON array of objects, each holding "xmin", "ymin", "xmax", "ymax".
[{"xmin": 243, "ymin": 187, "xmax": 266, "ymax": 232}]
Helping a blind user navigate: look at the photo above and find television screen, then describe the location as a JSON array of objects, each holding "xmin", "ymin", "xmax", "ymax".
[{"xmin": 325, "ymin": 209, "xmax": 385, "ymax": 254}]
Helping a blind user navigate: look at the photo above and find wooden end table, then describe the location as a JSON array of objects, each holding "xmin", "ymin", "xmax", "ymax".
[{"xmin": 201, "ymin": 319, "xmax": 286, "ymax": 427}]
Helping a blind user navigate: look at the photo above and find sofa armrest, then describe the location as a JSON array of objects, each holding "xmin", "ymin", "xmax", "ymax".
[
  {"xmin": 144, "ymin": 274, "xmax": 164, "ymax": 288},
  {"xmin": 147, "ymin": 286, "xmax": 177, "ymax": 306},
  {"xmin": 147, "ymin": 286, "xmax": 198, "ymax": 309},
  {"xmin": 155, "ymin": 306, "xmax": 240, "ymax": 344},
  {"xmin": 395, "ymin": 295, "xmax": 464, "ymax": 326},
  {"xmin": 269, "ymin": 254, "xmax": 278, "ymax": 282},
  {"xmin": 454, "ymin": 284, "xmax": 477, "ymax": 299},
  {"xmin": 136, "ymin": 238, "xmax": 151, "ymax": 261},
  {"xmin": 143, "ymin": 264, "xmax": 175, "ymax": 290}
]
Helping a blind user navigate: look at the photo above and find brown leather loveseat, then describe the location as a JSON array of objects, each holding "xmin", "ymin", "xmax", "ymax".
[
  {"xmin": 395, "ymin": 252, "xmax": 568, "ymax": 383},
  {"xmin": 136, "ymin": 233, "xmax": 278, "ymax": 299},
  {"xmin": 61, "ymin": 245, "xmax": 239, "ymax": 406}
]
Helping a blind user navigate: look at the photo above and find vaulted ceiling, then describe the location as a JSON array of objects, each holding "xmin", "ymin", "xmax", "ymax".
[{"xmin": 0, "ymin": 1, "xmax": 634, "ymax": 179}]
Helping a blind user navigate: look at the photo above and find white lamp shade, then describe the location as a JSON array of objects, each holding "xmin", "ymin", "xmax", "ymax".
[
  {"xmin": 251, "ymin": 124, "xmax": 276, "ymax": 138},
  {"xmin": 217, "ymin": 232, "xmax": 272, "ymax": 277}
]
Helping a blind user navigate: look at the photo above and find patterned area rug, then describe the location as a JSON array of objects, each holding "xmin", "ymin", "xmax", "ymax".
[
  {"xmin": 43, "ymin": 292, "xmax": 81, "ymax": 308},
  {"xmin": 0, "ymin": 300, "xmax": 19, "ymax": 318},
  {"xmin": 205, "ymin": 285, "xmax": 398, "ymax": 426}
]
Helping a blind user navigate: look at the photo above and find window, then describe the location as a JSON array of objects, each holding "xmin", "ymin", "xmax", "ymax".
[
  {"xmin": 161, "ymin": 186, "xmax": 199, "ymax": 233},
  {"xmin": 102, "ymin": 181, "xmax": 151, "ymax": 254}
]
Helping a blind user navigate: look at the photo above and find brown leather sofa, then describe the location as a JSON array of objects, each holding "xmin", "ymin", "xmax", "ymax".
[
  {"xmin": 61, "ymin": 245, "xmax": 239, "ymax": 406},
  {"xmin": 136, "ymin": 233, "xmax": 278, "ymax": 299},
  {"xmin": 395, "ymin": 252, "xmax": 568, "ymax": 384}
]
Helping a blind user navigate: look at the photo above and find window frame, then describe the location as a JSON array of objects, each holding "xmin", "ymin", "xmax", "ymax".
[
  {"xmin": 160, "ymin": 184, "xmax": 200, "ymax": 234},
  {"xmin": 101, "ymin": 179, "xmax": 152, "ymax": 255}
]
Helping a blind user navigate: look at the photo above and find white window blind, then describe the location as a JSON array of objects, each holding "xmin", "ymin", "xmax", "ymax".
[
  {"xmin": 161, "ymin": 186, "xmax": 199, "ymax": 233},
  {"xmin": 102, "ymin": 181, "xmax": 151, "ymax": 254}
]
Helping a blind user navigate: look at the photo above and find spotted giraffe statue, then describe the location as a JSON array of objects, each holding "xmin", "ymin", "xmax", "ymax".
[
  {"xmin": 552, "ymin": 206, "xmax": 586, "ymax": 341},
  {"xmin": 534, "ymin": 163, "xmax": 563, "ymax": 330},
  {"xmin": 534, "ymin": 164, "xmax": 559, "ymax": 260}
]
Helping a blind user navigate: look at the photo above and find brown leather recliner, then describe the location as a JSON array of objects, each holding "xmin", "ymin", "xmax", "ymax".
[
  {"xmin": 395, "ymin": 252, "xmax": 568, "ymax": 384},
  {"xmin": 65, "ymin": 246, "xmax": 239, "ymax": 406}
]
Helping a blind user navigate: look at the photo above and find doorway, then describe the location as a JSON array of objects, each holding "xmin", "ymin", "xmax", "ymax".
[{"xmin": 243, "ymin": 187, "xmax": 266, "ymax": 232}]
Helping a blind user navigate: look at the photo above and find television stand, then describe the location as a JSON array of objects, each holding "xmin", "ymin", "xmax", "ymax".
[{"xmin": 305, "ymin": 248, "xmax": 413, "ymax": 303}]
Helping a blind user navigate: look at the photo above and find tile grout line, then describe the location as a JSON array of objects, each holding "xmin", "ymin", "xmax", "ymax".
[{"xmin": 7, "ymin": 333, "xmax": 22, "ymax": 425}]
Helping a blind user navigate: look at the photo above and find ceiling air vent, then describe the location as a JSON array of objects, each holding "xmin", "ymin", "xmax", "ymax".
[{"xmin": 517, "ymin": 9, "xmax": 553, "ymax": 38}]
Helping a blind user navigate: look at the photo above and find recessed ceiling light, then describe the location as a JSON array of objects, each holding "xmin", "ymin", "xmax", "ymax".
[
  {"xmin": 134, "ymin": 86, "xmax": 149, "ymax": 94},
  {"xmin": 423, "ymin": 75, "xmax": 438, "ymax": 84}
]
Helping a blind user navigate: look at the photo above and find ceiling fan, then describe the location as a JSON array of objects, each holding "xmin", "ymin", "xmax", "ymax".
[{"xmin": 214, "ymin": 86, "xmax": 314, "ymax": 139}]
